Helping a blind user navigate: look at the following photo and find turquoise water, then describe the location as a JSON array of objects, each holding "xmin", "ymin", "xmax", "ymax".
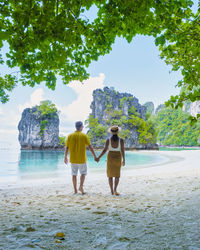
[
  {"xmin": 0, "ymin": 148, "xmax": 168, "ymax": 182},
  {"xmin": 159, "ymin": 147, "xmax": 200, "ymax": 151}
]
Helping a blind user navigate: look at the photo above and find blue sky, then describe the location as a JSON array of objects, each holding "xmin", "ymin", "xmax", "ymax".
[
  {"xmin": 88, "ymin": 35, "xmax": 182, "ymax": 105},
  {"xmin": 0, "ymin": 1, "xmax": 198, "ymax": 147}
]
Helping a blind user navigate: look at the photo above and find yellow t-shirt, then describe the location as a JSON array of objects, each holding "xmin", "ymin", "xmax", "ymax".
[{"xmin": 65, "ymin": 131, "xmax": 91, "ymax": 164}]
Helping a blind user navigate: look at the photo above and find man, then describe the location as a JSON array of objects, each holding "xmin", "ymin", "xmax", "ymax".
[{"xmin": 64, "ymin": 121, "xmax": 97, "ymax": 194}]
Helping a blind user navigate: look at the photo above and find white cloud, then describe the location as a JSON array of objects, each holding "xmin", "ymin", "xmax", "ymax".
[
  {"xmin": 0, "ymin": 129, "xmax": 19, "ymax": 148},
  {"xmin": 59, "ymin": 73, "xmax": 105, "ymax": 124},
  {"xmin": 0, "ymin": 128, "xmax": 18, "ymax": 135},
  {"xmin": 0, "ymin": 75, "xmax": 105, "ymax": 142},
  {"xmin": 0, "ymin": 88, "xmax": 45, "ymax": 145},
  {"xmin": 18, "ymin": 88, "xmax": 44, "ymax": 113}
]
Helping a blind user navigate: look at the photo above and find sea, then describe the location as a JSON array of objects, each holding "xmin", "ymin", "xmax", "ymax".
[
  {"xmin": 0, "ymin": 141, "xmax": 170, "ymax": 185},
  {"xmin": 1, "ymin": 138, "xmax": 199, "ymax": 186}
]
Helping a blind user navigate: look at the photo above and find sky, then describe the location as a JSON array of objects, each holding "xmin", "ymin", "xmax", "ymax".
[{"xmin": 0, "ymin": 1, "xmax": 198, "ymax": 147}]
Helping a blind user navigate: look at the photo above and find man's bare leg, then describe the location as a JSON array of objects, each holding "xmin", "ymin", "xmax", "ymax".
[
  {"xmin": 72, "ymin": 175, "xmax": 78, "ymax": 194},
  {"xmin": 79, "ymin": 174, "xmax": 86, "ymax": 195},
  {"xmin": 108, "ymin": 177, "xmax": 114, "ymax": 195},
  {"xmin": 114, "ymin": 177, "xmax": 120, "ymax": 196}
]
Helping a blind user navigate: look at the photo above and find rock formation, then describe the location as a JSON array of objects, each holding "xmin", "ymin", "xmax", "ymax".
[
  {"xmin": 87, "ymin": 87, "xmax": 158, "ymax": 150},
  {"xmin": 155, "ymin": 104, "xmax": 165, "ymax": 115},
  {"xmin": 18, "ymin": 107, "xmax": 60, "ymax": 149},
  {"xmin": 144, "ymin": 102, "xmax": 154, "ymax": 115}
]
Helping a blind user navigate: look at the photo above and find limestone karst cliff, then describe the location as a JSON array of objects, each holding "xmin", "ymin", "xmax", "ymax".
[
  {"xmin": 144, "ymin": 102, "xmax": 154, "ymax": 115},
  {"xmin": 86, "ymin": 87, "xmax": 158, "ymax": 149},
  {"xmin": 18, "ymin": 103, "xmax": 60, "ymax": 149}
]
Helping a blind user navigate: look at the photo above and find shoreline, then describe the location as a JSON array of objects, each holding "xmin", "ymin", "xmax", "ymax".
[
  {"xmin": 0, "ymin": 150, "xmax": 177, "ymax": 190},
  {"xmin": 18, "ymin": 145, "xmax": 200, "ymax": 151},
  {"xmin": 0, "ymin": 150, "xmax": 194, "ymax": 190}
]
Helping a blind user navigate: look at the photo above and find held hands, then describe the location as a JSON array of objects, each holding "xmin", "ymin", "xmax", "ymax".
[{"xmin": 94, "ymin": 156, "xmax": 100, "ymax": 162}]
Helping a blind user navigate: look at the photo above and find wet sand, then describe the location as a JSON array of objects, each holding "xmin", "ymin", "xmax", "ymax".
[{"xmin": 0, "ymin": 150, "xmax": 200, "ymax": 249}]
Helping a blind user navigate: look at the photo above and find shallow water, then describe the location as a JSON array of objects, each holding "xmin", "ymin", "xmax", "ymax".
[
  {"xmin": 160, "ymin": 147, "xmax": 200, "ymax": 151},
  {"xmin": 0, "ymin": 148, "xmax": 167, "ymax": 183}
]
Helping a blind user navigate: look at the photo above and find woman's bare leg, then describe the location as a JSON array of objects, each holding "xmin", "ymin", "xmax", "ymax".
[
  {"xmin": 114, "ymin": 177, "xmax": 120, "ymax": 195},
  {"xmin": 108, "ymin": 177, "xmax": 114, "ymax": 195}
]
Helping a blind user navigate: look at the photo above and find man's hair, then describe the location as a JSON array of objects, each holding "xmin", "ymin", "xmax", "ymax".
[{"xmin": 75, "ymin": 121, "xmax": 83, "ymax": 130}]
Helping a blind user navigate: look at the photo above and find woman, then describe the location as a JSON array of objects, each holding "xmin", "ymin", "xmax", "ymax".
[{"xmin": 97, "ymin": 125, "xmax": 125, "ymax": 195}]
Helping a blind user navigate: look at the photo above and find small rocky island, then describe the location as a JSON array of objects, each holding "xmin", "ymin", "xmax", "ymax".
[
  {"xmin": 18, "ymin": 100, "xmax": 62, "ymax": 149},
  {"xmin": 86, "ymin": 87, "xmax": 158, "ymax": 150}
]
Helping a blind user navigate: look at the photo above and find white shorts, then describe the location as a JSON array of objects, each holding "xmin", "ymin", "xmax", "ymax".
[{"xmin": 71, "ymin": 163, "xmax": 87, "ymax": 176}]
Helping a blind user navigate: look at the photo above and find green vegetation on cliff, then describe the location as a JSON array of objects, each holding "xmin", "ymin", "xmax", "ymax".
[
  {"xmin": 86, "ymin": 85, "xmax": 200, "ymax": 147},
  {"xmin": 86, "ymin": 95, "xmax": 157, "ymax": 146},
  {"xmin": 85, "ymin": 115, "xmax": 107, "ymax": 145},
  {"xmin": 33, "ymin": 100, "xmax": 59, "ymax": 136},
  {"xmin": 109, "ymin": 105, "xmax": 157, "ymax": 144},
  {"xmin": 58, "ymin": 135, "xmax": 67, "ymax": 147},
  {"xmin": 155, "ymin": 107, "xmax": 200, "ymax": 146},
  {"xmin": 36, "ymin": 100, "xmax": 58, "ymax": 117}
]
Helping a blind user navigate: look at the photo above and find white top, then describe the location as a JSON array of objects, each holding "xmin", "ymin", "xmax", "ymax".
[{"xmin": 108, "ymin": 138, "xmax": 121, "ymax": 152}]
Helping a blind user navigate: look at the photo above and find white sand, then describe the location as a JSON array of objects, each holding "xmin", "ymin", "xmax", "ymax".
[{"xmin": 1, "ymin": 150, "xmax": 200, "ymax": 249}]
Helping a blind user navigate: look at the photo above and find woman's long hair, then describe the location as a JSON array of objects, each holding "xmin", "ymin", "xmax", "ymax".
[{"xmin": 112, "ymin": 134, "xmax": 119, "ymax": 142}]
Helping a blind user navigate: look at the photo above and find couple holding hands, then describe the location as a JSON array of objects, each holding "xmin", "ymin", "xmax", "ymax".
[{"xmin": 64, "ymin": 121, "xmax": 125, "ymax": 195}]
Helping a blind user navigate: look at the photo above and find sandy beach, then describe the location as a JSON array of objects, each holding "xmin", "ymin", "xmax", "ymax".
[{"xmin": 1, "ymin": 150, "xmax": 200, "ymax": 249}]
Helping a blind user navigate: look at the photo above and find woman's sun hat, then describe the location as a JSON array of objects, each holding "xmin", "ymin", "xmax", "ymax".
[{"xmin": 108, "ymin": 125, "xmax": 122, "ymax": 134}]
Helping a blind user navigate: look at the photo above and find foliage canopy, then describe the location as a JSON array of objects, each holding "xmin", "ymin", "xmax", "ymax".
[
  {"xmin": 159, "ymin": 8, "xmax": 200, "ymax": 115},
  {"xmin": 0, "ymin": 0, "xmax": 198, "ymax": 107}
]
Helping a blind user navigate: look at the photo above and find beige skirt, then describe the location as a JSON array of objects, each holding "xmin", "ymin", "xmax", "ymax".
[{"xmin": 107, "ymin": 151, "xmax": 122, "ymax": 178}]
